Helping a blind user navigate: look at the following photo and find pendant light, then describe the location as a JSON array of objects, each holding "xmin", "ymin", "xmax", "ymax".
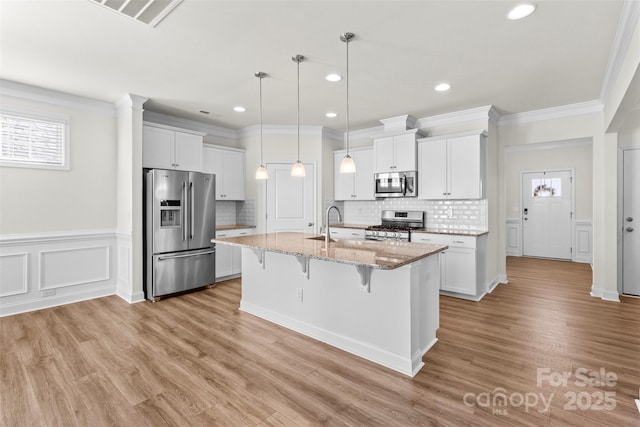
[
  {"xmin": 339, "ymin": 32, "xmax": 356, "ymax": 174},
  {"xmin": 255, "ymin": 71, "xmax": 269, "ymax": 180},
  {"xmin": 291, "ymin": 54, "xmax": 306, "ymax": 177}
]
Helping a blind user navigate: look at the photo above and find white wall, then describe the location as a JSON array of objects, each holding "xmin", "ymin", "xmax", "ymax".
[
  {"xmin": 0, "ymin": 95, "xmax": 117, "ymax": 234},
  {"xmin": 0, "ymin": 84, "xmax": 120, "ymax": 316}
]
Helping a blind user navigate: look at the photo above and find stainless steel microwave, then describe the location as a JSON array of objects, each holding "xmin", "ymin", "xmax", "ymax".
[{"xmin": 374, "ymin": 171, "xmax": 417, "ymax": 198}]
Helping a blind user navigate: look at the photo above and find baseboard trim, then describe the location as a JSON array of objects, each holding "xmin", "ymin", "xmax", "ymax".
[
  {"xmin": 590, "ymin": 285, "xmax": 620, "ymax": 302},
  {"xmin": 116, "ymin": 284, "xmax": 145, "ymax": 304},
  {"xmin": 0, "ymin": 284, "xmax": 115, "ymax": 317}
]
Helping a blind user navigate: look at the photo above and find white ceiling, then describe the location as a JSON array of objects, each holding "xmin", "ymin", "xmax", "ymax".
[{"xmin": 0, "ymin": 0, "xmax": 625, "ymax": 131}]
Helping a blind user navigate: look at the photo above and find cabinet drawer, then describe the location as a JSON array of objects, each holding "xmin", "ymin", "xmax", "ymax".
[
  {"xmin": 330, "ymin": 228, "xmax": 365, "ymax": 240},
  {"xmin": 412, "ymin": 233, "xmax": 476, "ymax": 249},
  {"xmin": 217, "ymin": 228, "xmax": 254, "ymax": 238}
]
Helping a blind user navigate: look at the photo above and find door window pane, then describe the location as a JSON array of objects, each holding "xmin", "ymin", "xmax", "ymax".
[{"xmin": 532, "ymin": 178, "xmax": 561, "ymax": 197}]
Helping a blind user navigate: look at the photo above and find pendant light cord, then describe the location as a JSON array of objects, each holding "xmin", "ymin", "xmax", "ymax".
[
  {"xmin": 346, "ymin": 36, "xmax": 350, "ymax": 155},
  {"xmin": 297, "ymin": 57, "xmax": 300, "ymax": 162},
  {"xmin": 259, "ymin": 75, "xmax": 264, "ymax": 165}
]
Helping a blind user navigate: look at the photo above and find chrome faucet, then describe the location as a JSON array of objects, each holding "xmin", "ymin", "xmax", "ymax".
[{"xmin": 325, "ymin": 205, "xmax": 343, "ymax": 247}]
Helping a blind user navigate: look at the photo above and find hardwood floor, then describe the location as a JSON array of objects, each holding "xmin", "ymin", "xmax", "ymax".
[{"xmin": 1, "ymin": 257, "xmax": 639, "ymax": 426}]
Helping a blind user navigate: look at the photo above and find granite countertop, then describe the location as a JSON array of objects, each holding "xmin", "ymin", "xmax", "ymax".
[
  {"xmin": 330, "ymin": 223, "xmax": 371, "ymax": 230},
  {"xmin": 212, "ymin": 232, "xmax": 446, "ymax": 270},
  {"xmin": 216, "ymin": 224, "xmax": 257, "ymax": 231}
]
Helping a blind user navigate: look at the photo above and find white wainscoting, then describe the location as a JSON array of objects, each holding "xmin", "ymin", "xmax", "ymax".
[
  {"xmin": 506, "ymin": 218, "xmax": 522, "ymax": 256},
  {"xmin": 505, "ymin": 219, "xmax": 592, "ymax": 263},
  {"xmin": 574, "ymin": 221, "xmax": 592, "ymax": 264},
  {"xmin": 0, "ymin": 230, "xmax": 118, "ymax": 317}
]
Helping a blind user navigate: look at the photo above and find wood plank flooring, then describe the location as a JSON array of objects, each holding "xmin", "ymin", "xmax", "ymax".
[{"xmin": 1, "ymin": 257, "xmax": 639, "ymax": 426}]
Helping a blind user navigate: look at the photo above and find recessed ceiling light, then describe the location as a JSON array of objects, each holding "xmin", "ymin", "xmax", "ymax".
[
  {"xmin": 326, "ymin": 74, "xmax": 342, "ymax": 82},
  {"xmin": 233, "ymin": 106, "xmax": 246, "ymax": 112},
  {"xmin": 435, "ymin": 83, "xmax": 451, "ymax": 92},
  {"xmin": 326, "ymin": 112, "xmax": 337, "ymax": 118},
  {"xmin": 507, "ymin": 3, "xmax": 537, "ymax": 20}
]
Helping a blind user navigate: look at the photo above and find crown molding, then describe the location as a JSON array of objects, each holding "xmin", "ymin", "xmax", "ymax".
[
  {"xmin": 347, "ymin": 125, "xmax": 386, "ymax": 141},
  {"xmin": 498, "ymin": 100, "xmax": 604, "ymax": 126},
  {"xmin": 0, "ymin": 79, "xmax": 115, "ymax": 115},
  {"xmin": 237, "ymin": 124, "xmax": 333, "ymax": 139},
  {"xmin": 115, "ymin": 94, "xmax": 148, "ymax": 113},
  {"xmin": 504, "ymin": 137, "xmax": 592, "ymax": 153},
  {"xmin": 143, "ymin": 110, "xmax": 237, "ymax": 139},
  {"xmin": 599, "ymin": 0, "xmax": 640, "ymax": 104},
  {"xmin": 416, "ymin": 105, "xmax": 496, "ymax": 129}
]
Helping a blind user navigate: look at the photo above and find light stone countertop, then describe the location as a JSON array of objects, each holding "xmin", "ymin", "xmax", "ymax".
[
  {"xmin": 216, "ymin": 224, "xmax": 256, "ymax": 231},
  {"xmin": 212, "ymin": 232, "xmax": 447, "ymax": 270}
]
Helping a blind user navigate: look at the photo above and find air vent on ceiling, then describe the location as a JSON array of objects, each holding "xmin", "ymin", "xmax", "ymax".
[{"xmin": 90, "ymin": 0, "xmax": 182, "ymax": 27}]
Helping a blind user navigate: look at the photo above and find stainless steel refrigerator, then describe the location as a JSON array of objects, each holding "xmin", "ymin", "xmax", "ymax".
[{"xmin": 144, "ymin": 169, "xmax": 216, "ymax": 301}]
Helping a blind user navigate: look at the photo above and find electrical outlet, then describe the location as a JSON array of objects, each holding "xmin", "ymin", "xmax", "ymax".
[
  {"xmin": 41, "ymin": 289, "xmax": 56, "ymax": 297},
  {"xmin": 297, "ymin": 288, "xmax": 303, "ymax": 302}
]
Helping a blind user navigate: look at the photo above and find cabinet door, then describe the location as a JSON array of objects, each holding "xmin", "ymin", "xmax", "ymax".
[
  {"xmin": 374, "ymin": 137, "xmax": 395, "ymax": 173},
  {"xmin": 418, "ymin": 139, "xmax": 447, "ymax": 199},
  {"xmin": 174, "ymin": 132, "xmax": 203, "ymax": 172},
  {"xmin": 143, "ymin": 126, "xmax": 175, "ymax": 169},
  {"xmin": 334, "ymin": 152, "xmax": 355, "ymax": 200},
  {"xmin": 448, "ymin": 135, "xmax": 483, "ymax": 199},
  {"xmin": 215, "ymin": 237, "xmax": 233, "ymax": 280},
  {"xmin": 222, "ymin": 150, "xmax": 245, "ymax": 200},
  {"xmin": 441, "ymin": 247, "xmax": 476, "ymax": 294},
  {"xmin": 231, "ymin": 229, "xmax": 253, "ymax": 274},
  {"xmin": 353, "ymin": 149, "xmax": 375, "ymax": 200},
  {"xmin": 203, "ymin": 148, "xmax": 224, "ymax": 199},
  {"xmin": 393, "ymin": 133, "xmax": 417, "ymax": 171}
]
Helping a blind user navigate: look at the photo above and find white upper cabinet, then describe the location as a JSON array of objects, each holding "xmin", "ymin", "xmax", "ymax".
[
  {"xmin": 203, "ymin": 145, "xmax": 246, "ymax": 200},
  {"xmin": 143, "ymin": 124, "xmax": 204, "ymax": 172},
  {"xmin": 334, "ymin": 147, "xmax": 375, "ymax": 201},
  {"xmin": 418, "ymin": 131, "xmax": 486, "ymax": 200},
  {"xmin": 374, "ymin": 132, "xmax": 418, "ymax": 173}
]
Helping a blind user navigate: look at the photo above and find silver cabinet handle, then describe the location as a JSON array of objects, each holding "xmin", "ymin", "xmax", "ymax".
[
  {"xmin": 626, "ymin": 217, "xmax": 634, "ymax": 222},
  {"xmin": 308, "ymin": 222, "xmax": 314, "ymax": 226},
  {"xmin": 627, "ymin": 227, "xmax": 634, "ymax": 232}
]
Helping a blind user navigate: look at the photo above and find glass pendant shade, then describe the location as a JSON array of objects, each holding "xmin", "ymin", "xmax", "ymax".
[
  {"xmin": 255, "ymin": 165, "xmax": 268, "ymax": 180},
  {"xmin": 291, "ymin": 160, "xmax": 306, "ymax": 177},
  {"xmin": 340, "ymin": 154, "xmax": 356, "ymax": 173}
]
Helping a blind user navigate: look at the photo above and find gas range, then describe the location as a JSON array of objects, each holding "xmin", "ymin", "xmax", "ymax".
[{"xmin": 364, "ymin": 210, "xmax": 425, "ymax": 242}]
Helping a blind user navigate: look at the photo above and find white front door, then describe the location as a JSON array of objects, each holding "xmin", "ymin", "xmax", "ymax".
[
  {"xmin": 522, "ymin": 170, "xmax": 573, "ymax": 260},
  {"xmin": 622, "ymin": 149, "xmax": 640, "ymax": 296},
  {"xmin": 266, "ymin": 163, "xmax": 316, "ymax": 233}
]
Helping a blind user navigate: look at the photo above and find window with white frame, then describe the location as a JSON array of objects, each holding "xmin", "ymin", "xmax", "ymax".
[{"xmin": 1, "ymin": 110, "xmax": 70, "ymax": 170}]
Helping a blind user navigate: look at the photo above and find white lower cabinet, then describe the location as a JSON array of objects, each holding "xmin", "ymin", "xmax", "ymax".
[
  {"xmin": 328, "ymin": 227, "xmax": 365, "ymax": 240},
  {"xmin": 215, "ymin": 228, "xmax": 254, "ymax": 281},
  {"xmin": 412, "ymin": 232, "xmax": 487, "ymax": 299}
]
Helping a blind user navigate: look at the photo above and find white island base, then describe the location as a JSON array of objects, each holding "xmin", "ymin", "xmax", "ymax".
[{"xmin": 239, "ymin": 248, "xmax": 440, "ymax": 377}]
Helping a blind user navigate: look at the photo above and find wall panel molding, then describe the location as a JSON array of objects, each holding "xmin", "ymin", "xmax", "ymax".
[
  {"xmin": 0, "ymin": 253, "xmax": 28, "ymax": 297},
  {"xmin": 0, "ymin": 230, "xmax": 118, "ymax": 317},
  {"xmin": 506, "ymin": 218, "xmax": 522, "ymax": 256},
  {"xmin": 574, "ymin": 220, "xmax": 592, "ymax": 264}
]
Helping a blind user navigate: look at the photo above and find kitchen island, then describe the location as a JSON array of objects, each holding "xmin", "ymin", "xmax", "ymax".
[{"xmin": 211, "ymin": 232, "xmax": 446, "ymax": 376}]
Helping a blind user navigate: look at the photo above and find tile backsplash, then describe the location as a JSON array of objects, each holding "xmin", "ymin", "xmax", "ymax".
[
  {"xmin": 343, "ymin": 198, "xmax": 487, "ymax": 231},
  {"xmin": 216, "ymin": 199, "xmax": 256, "ymax": 226}
]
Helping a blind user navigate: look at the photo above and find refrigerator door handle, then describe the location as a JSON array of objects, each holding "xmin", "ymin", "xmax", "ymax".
[
  {"xmin": 190, "ymin": 181, "xmax": 195, "ymax": 240},
  {"xmin": 158, "ymin": 249, "xmax": 216, "ymax": 261},
  {"xmin": 182, "ymin": 181, "xmax": 187, "ymax": 241}
]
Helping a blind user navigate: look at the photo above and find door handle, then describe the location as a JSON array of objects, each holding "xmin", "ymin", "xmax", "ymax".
[
  {"xmin": 308, "ymin": 222, "xmax": 314, "ymax": 227},
  {"xmin": 182, "ymin": 182, "xmax": 187, "ymax": 241},
  {"xmin": 190, "ymin": 181, "xmax": 195, "ymax": 240},
  {"xmin": 158, "ymin": 249, "xmax": 216, "ymax": 261},
  {"xmin": 626, "ymin": 227, "xmax": 634, "ymax": 232}
]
